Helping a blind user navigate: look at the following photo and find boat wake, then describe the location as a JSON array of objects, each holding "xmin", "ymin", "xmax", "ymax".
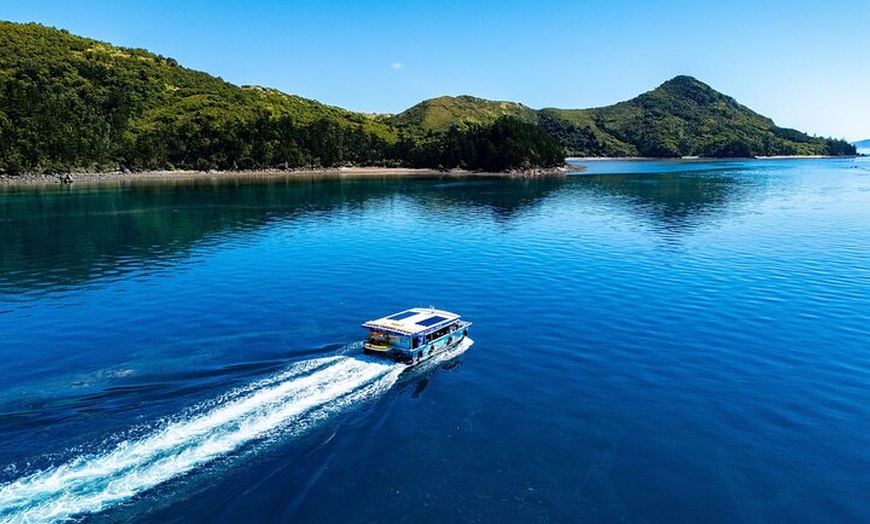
[{"xmin": 0, "ymin": 340, "xmax": 471, "ymax": 523}]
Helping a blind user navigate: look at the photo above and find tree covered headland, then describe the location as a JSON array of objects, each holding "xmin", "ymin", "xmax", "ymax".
[
  {"xmin": 0, "ymin": 22, "xmax": 855, "ymax": 175},
  {"xmin": 539, "ymin": 76, "xmax": 856, "ymax": 158}
]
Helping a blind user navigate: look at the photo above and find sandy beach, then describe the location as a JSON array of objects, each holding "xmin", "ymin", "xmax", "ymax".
[{"xmin": 0, "ymin": 165, "xmax": 575, "ymax": 188}]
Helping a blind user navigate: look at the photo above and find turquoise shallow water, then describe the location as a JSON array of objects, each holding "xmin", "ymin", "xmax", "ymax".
[{"xmin": 1, "ymin": 158, "xmax": 869, "ymax": 523}]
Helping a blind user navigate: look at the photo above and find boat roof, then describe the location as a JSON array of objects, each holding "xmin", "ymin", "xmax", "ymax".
[{"xmin": 362, "ymin": 307, "xmax": 461, "ymax": 336}]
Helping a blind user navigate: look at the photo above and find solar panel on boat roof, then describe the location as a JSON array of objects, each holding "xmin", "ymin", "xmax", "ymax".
[
  {"xmin": 417, "ymin": 315, "xmax": 448, "ymax": 326},
  {"xmin": 387, "ymin": 310, "xmax": 418, "ymax": 321}
]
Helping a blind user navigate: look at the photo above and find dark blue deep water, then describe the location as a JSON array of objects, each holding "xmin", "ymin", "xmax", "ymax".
[{"xmin": 1, "ymin": 158, "xmax": 869, "ymax": 523}]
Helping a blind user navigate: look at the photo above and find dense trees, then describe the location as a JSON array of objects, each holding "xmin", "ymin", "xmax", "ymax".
[
  {"xmin": 0, "ymin": 23, "xmax": 564, "ymax": 174},
  {"xmin": 571, "ymin": 76, "xmax": 856, "ymax": 158},
  {"xmin": 0, "ymin": 23, "xmax": 856, "ymax": 176},
  {"xmin": 432, "ymin": 117, "xmax": 564, "ymax": 171},
  {"xmin": 391, "ymin": 77, "xmax": 856, "ymax": 159},
  {"xmin": 0, "ymin": 22, "xmax": 406, "ymax": 174}
]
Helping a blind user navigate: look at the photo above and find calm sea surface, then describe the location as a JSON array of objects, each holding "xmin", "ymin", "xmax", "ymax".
[{"xmin": 1, "ymin": 158, "xmax": 869, "ymax": 523}]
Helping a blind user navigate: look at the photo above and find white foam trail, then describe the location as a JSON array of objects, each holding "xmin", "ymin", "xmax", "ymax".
[
  {"xmin": 417, "ymin": 337, "xmax": 473, "ymax": 371},
  {"xmin": 0, "ymin": 355, "xmax": 402, "ymax": 523}
]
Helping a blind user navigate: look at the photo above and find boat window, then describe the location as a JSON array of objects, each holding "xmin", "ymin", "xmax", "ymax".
[
  {"xmin": 417, "ymin": 315, "xmax": 448, "ymax": 326},
  {"xmin": 390, "ymin": 334, "xmax": 411, "ymax": 349},
  {"xmin": 387, "ymin": 310, "xmax": 418, "ymax": 321}
]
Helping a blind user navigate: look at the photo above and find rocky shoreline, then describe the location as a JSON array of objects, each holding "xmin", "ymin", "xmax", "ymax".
[{"xmin": 0, "ymin": 165, "xmax": 576, "ymax": 188}]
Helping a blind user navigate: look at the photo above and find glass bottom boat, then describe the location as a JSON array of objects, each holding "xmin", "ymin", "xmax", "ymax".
[{"xmin": 362, "ymin": 307, "xmax": 472, "ymax": 365}]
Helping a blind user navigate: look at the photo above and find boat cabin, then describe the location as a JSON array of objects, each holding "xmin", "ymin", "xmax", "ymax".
[{"xmin": 362, "ymin": 307, "xmax": 471, "ymax": 364}]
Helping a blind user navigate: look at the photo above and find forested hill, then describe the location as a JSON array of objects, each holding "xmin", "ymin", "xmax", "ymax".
[
  {"xmin": 0, "ymin": 22, "xmax": 562, "ymax": 174},
  {"xmin": 388, "ymin": 96, "xmax": 539, "ymax": 132},
  {"xmin": 541, "ymin": 76, "xmax": 856, "ymax": 157},
  {"xmin": 399, "ymin": 77, "xmax": 855, "ymax": 158},
  {"xmin": 0, "ymin": 22, "xmax": 855, "ymax": 175}
]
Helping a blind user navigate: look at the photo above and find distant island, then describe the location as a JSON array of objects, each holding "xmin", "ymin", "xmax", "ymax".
[
  {"xmin": 0, "ymin": 21, "xmax": 856, "ymax": 176},
  {"xmin": 853, "ymin": 139, "xmax": 870, "ymax": 153}
]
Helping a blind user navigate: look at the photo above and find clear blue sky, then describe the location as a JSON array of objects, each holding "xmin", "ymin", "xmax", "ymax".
[{"xmin": 4, "ymin": 0, "xmax": 868, "ymax": 140}]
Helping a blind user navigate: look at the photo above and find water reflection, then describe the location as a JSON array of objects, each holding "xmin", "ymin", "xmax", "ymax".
[
  {"xmin": 0, "ymin": 167, "xmax": 778, "ymax": 292},
  {"xmin": 567, "ymin": 172, "xmax": 751, "ymax": 236},
  {"xmin": 0, "ymin": 176, "xmax": 565, "ymax": 293},
  {"xmin": 422, "ymin": 178, "xmax": 565, "ymax": 221}
]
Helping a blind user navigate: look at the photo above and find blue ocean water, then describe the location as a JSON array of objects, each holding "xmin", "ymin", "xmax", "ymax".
[{"xmin": 1, "ymin": 158, "xmax": 869, "ymax": 523}]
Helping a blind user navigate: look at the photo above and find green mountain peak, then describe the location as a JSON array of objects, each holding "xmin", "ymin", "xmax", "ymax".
[
  {"xmin": 0, "ymin": 22, "xmax": 855, "ymax": 175},
  {"xmin": 391, "ymin": 95, "xmax": 538, "ymax": 133}
]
